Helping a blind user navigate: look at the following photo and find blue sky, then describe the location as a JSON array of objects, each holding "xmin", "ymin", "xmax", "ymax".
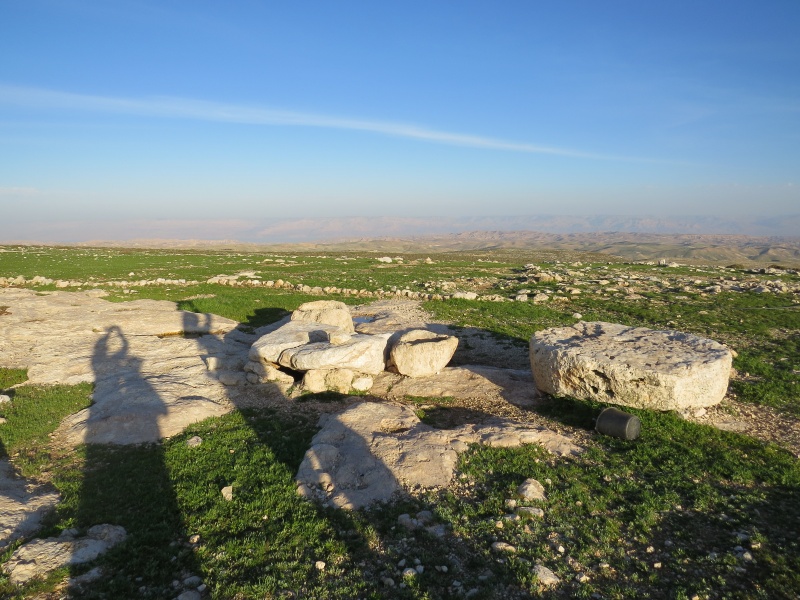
[{"xmin": 1, "ymin": 1, "xmax": 798, "ymax": 240}]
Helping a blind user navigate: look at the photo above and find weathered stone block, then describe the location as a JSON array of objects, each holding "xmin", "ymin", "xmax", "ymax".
[{"xmin": 530, "ymin": 322, "xmax": 732, "ymax": 410}]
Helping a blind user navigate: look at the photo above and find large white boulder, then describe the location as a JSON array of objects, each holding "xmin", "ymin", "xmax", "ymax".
[
  {"xmin": 278, "ymin": 333, "xmax": 391, "ymax": 375},
  {"xmin": 291, "ymin": 300, "xmax": 354, "ymax": 333},
  {"xmin": 530, "ymin": 322, "xmax": 733, "ymax": 410},
  {"xmin": 388, "ymin": 329, "xmax": 458, "ymax": 377}
]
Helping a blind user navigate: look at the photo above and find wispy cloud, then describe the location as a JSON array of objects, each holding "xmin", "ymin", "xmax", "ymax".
[
  {"xmin": 0, "ymin": 84, "xmax": 656, "ymax": 162},
  {"xmin": 0, "ymin": 186, "xmax": 40, "ymax": 197}
]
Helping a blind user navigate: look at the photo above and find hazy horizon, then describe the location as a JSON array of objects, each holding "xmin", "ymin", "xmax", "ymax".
[
  {"xmin": 2, "ymin": 2, "xmax": 799, "ymax": 234},
  {"xmin": 2, "ymin": 214, "xmax": 799, "ymax": 246}
]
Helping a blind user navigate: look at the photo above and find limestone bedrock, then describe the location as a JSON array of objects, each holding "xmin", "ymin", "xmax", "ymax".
[
  {"xmin": 295, "ymin": 401, "xmax": 581, "ymax": 509},
  {"xmin": 3, "ymin": 524, "xmax": 127, "ymax": 585},
  {"xmin": 530, "ymin": 321, "xmax": 733, "ymax": 410},
  {"xmin": 0, "ymin": 460, "xmax": 59, "ymax": 551},
  {"xmin": 0, "ymin": 288, "xmax": 247, "ymax": 445}
]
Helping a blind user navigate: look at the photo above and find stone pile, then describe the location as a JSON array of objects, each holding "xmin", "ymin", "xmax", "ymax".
[{"xmin": 246, "ymin": 300, "xmax": 460, "ymax": 393}]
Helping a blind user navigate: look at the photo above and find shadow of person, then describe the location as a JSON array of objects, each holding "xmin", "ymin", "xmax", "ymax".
[{"xmin": 66, "ymin": 325, "xmax": 199, "ymax": 598}]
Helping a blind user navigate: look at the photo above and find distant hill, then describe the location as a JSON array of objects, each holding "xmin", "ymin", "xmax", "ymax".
[{"xmin": 4, "ymin": 214, "xmax": 799, "ymax": 266}]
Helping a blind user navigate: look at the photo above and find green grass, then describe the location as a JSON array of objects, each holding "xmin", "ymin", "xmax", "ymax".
[
  {"xmin": 0, "ymin": 368, "xmax": 27, "ymax": 390},
  {"xmin": 435, "ymin": 397, "xmax": 800, "ymax": 599},
  {"xmin": 1, "ymin": 246, "xmax": 799, "ymax": 598},
  {"xmin": 0, "ymin": 373, "xmax": 93, "ymax": 478}
]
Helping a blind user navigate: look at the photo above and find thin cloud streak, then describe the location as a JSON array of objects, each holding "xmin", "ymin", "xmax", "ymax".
[{"xmin": 0, "ymin": 84, "xmax": 659, "ymax": 162}]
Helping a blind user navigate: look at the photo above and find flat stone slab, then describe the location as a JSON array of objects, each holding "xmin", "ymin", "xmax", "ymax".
[
  {"xmin": 530, "ymin": 321, "xmax": 733, "ymax": 410},
  {"xmin": 0, "ymin": 289, "xmax": 250, "ymax": 445},
  {"xmin": 373, "ymin": 365, "xmax": 540, "ymax": 407},
  {"xmin": 3, "ymin": 524, "xmax": 126, "ymax": 584},
  {"xmin": 296, "ymin": 402, "xmax": 580, "ymax": 509},
  {"xmin": 249, "ymin": 319, "xmax": 342, "ymax": 364},
  {"xmin": 0, "ymin": 460, "xmax": 59, "ymax": 551},
  {"xmin": 278, "ymin": 333, "xmax": 391, "ymax": 375}
]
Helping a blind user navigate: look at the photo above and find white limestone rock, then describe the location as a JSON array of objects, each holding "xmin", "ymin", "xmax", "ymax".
[
  {"xmin": 0, "ymin": 289, "xmax": 248, "ymax": 446},
  {"xmin": 295, "ymin": 402, "xmax": 580, "ymax": 509},
  {"xmin": 244, "ymin": 360, "xmax": 295, "ymax": 386},
  {"xmin": 0, "ymin": 460, "xmax": 60, "ymax": 551},
  {"xmin": 3, "ymin": 524, "xmax": 127, "ymax": 585},
  {"xmin": 388, "ymin": 329, "xmax": 458, "ymax": 378},
  {"xmin": 530, "ymin": 321, "xmax": 733, "ymax": 410},
  {"xmin": 290, "ymin": 300, "xmax": 355, "ymax": 333},
  {"xmin": 278, "ymin": 334, "xmax": 390, "ymax": 375},
  {"xmin": 249, "ymin": 320, "xmax": 342, "ymax": 364}
]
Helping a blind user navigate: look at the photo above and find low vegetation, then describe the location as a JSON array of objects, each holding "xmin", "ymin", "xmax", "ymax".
[{"xmin": 0, "ymin": 245, "xmax": 798, "ymax": 598}]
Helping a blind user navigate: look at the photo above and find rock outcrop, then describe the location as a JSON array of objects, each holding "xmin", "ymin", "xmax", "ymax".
[
  {"xmin": 0, "ymin": 460, "xmax": 59, "ymax": 551},
  {"xmin": 296, "ymin": 402, "xmax": 581, "ymax": 509},
  {"xmin": 0, "ymin": 289, "xmax": 247, "ymax": 445},
  {"xmin": 3, "ymin": 524, "xmax": 127, "ymax": 585},
  {"xmin": 530, "ymin": 321, "xmax": 733, "ymax": 410}
]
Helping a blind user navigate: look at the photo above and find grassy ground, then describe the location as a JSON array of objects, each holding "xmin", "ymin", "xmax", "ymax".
[{"xmin": 0, "ymin": 246, "xmax": 798, "ymax": 598}]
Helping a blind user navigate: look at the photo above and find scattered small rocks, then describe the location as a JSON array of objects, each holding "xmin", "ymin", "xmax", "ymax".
[
  {"xmin": 221, "ymin": 485, "xmax": 233, "ymax": 501},
  {"xmin": 186, "ymin": 436, "xmax": 203, "ymax": 448}
]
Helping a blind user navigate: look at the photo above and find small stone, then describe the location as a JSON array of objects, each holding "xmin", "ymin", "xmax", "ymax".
[
  {"xmin": 415, "ymin": 565, "xmax": 424, "ymax": 574},
  {"xmin": 517, "ymin": 478, "xmax": 546, "ymax": 502},
  {"xmin": 533, "ymin": 564, "xmax": 560, "ymax": 587},
  {"xmin": 188, "ymin": 534, "xmax": 201, "ymax": 544},
  {"xmin": 397, "ymin": 559, "xmax": 406, "ymax": 568},
  {"xmin": 197, "ymin": 584, "xmax": 207, "ymax": 593},
  {"xmin": 576, "ymin": 572, "xmax": 590, "ymax": 583},
  {"xmin": 382, "ymin": 577, "xmax": 395, "ymax": 587},
  {"xmin": 221, "ymin": 485, "xmax": 233, "ymax": 501},
  {"xmin": 402, "ymin": 567, "xmax": 418, "ymax": 577},
  {"xmin": 491, "ymin": 541, "xmax": 516, "ymax": 553},
  {"xmin": 504, "ymin": 499, "xmax": 517, "ymax": 509},
  {"xmin": 741, "ymin": 551, "xmax": 753, "ymax": 561},
  {"xmin": 186, "ymin": 436, "xmax": 203, "ymax": 448},
  {"xmin": 177, "ymin": 591, "xmax": 201, "ymax": 600},
  {"xmin": 416, "ymin": 510, "xmax": 434, "ymax": 523},
  {"xmin": 0, "ymin": 395, "xmax": 11, "ymax": 404},
  {"xmin": 183, "ymin": 575, "xmax": 202, "ymax": 588},
  {"xmin": 516, "ymin": 506, "xmax": 545, "ymax": 518},
  {"xmin": 495, "ymin": 521, "xmax": 504, "ymax": 529},
  {"xmin": 653, "ymin": 562, "xmax": 662, "ymax": 569},
  {"xmin": 315, "ymin": 560, "xmax": 326, "ymax": 570},
  {"xmin": 572, "ymin": 313, "xmax": 582, "ymax": 319},
  {"xmin": 351, "ymin": 375, "xmax": 374, "ymax": 392},
  {"xmin": 646, "ymin": 546, "xmax": 655, "ymax": 553}
]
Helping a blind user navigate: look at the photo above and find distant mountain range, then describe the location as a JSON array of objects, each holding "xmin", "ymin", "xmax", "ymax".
[
  {"xmin": 4, "ymin": 215, "xmax": 799, "ymax": 265},
  {"xmin": 3, "ymin": 214, "xmax": 799, "ymax": 246}
]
